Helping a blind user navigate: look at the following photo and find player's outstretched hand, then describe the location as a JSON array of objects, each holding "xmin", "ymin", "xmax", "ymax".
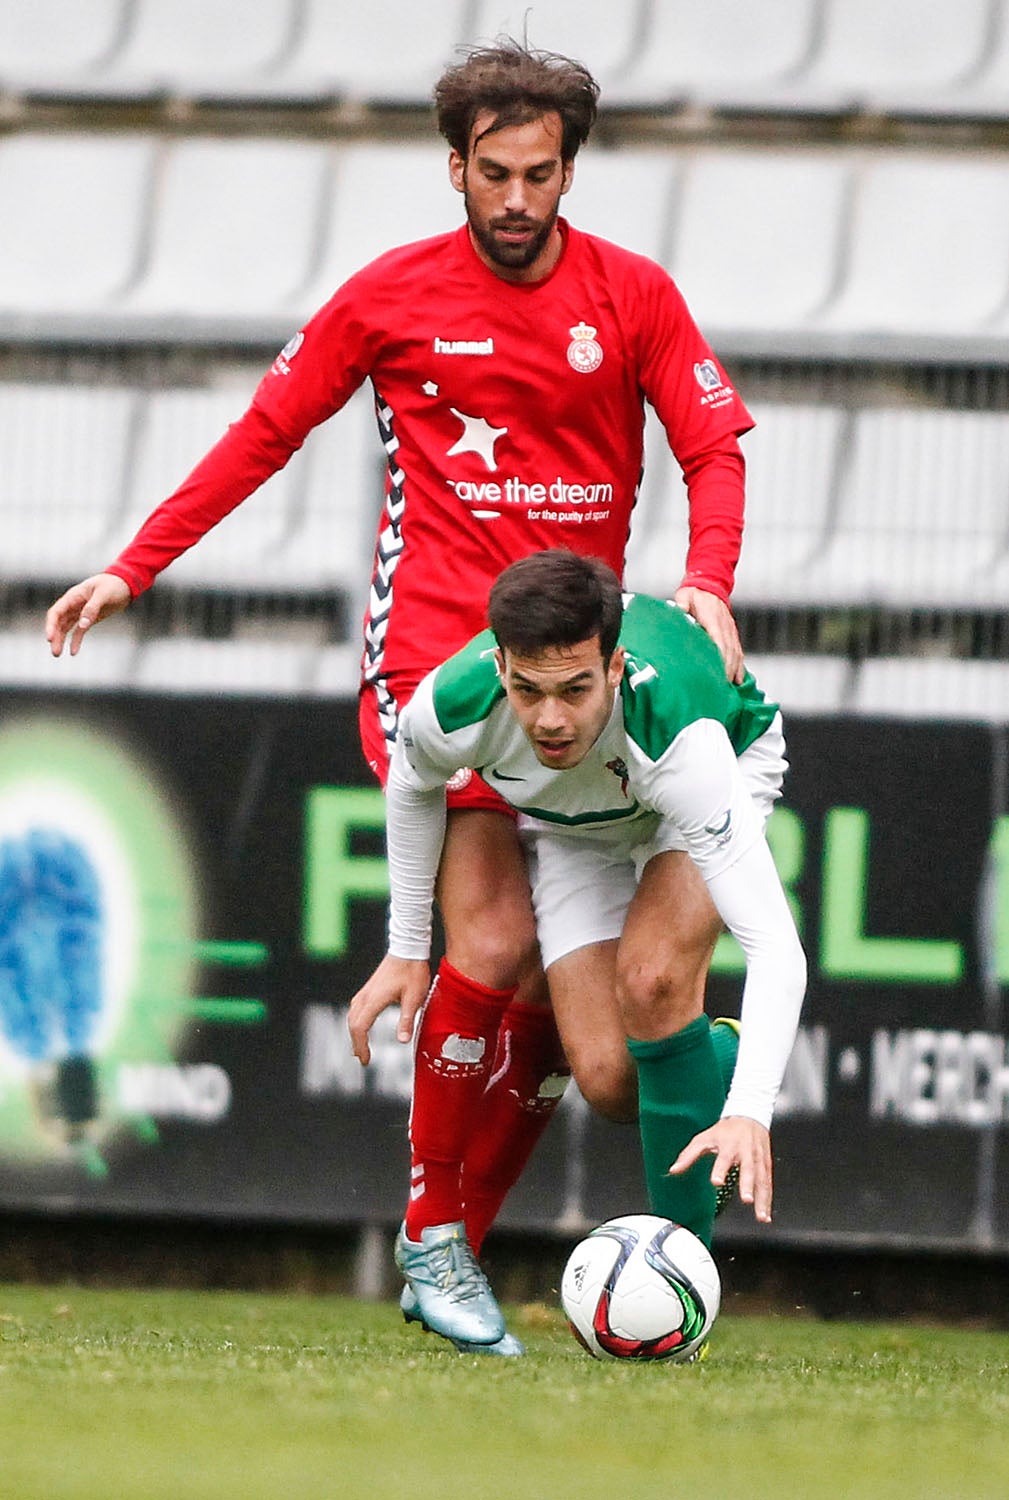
[
  {"xmin": 348, "ymin": 955, "xmax": 431, "ymax": 1066},
  {"xmin": 45, "ymin": 573, "xmax": 132, "ymax": 657},
  {"xmin": 675, "ymin": 586, "xmax": 744, "ymax": 685},
  {"xmin": 668, "ymin": 1115, "xmax": 773, "ymax": 1224}
]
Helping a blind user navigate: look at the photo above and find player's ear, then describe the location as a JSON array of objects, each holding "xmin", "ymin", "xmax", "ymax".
[
  {"xmin": 449, "ymin": 150, "xmax": 466, "ymax": 195},
  {"xmin": 561, "ymin": 158, "xmax": 574, "ymax": 196},
  {"xmin": 494, "ymin": 647, "xmax": 506, "ymax": 679},
  {"xmin": 608, "ymin": 646, "xmax": 626, "ymax": 687}
]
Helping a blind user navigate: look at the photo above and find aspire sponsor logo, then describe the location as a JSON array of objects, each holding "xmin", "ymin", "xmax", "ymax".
[
  {"xmin": 271, "ymin": 331, "xmax": 304, "ymax": 376},
  {"xmin": 693, "ymin": 358, "xmax": 737, "ymax": 411},
  {"xmin": 693, "ymin": 358, "xmax": 723, "ymax": 392}
]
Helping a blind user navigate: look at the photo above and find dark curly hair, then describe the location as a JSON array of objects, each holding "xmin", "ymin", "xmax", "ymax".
[
  {"xmin": 435, "ymin": 39, "xmax": 599, "ymax": 161},
  {"xmin": 488, "ymin": 550, "xmax": 624, "ymax": 663}
]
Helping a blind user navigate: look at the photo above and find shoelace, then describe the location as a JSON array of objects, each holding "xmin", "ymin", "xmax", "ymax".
[{"xmin": 421, "ymin": 1236, "xmax": 488, "ymax": 1304}]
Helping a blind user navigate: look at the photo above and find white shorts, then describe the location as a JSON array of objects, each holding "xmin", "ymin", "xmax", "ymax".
[{"xmin": 523, "ymin": 714, "xmax": 787, "ymax": 971}]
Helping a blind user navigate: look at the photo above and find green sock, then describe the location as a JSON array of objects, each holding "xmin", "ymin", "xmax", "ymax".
[
  {"xmin": 627, "ymin": 1016, "xmax": 727, "ymax": 1249},
  {"xmin": 709, "ymin": 1017, "xmax": 740, "ymax": 1096}
]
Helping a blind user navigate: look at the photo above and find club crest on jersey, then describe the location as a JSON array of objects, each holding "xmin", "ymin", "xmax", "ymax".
[
  {"xmin": 606, "ymin": 757, "xmax": 630, "ymax": 797},
  {"xmin": 567, "ymin": 322, "xmax": 604, "ymax": 374},
  {"xmin": 446, "ymin": 767, "xmax": 474, "ymax": 792},
  {"xmin": 271, "ymin": 330, "xmax": 304, "ymax": 376}
]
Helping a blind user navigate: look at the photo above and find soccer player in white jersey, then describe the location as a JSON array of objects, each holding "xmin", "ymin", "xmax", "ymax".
[
  {"xmin": 350, "ymin": 550, "xmax": 806, "ymax": 1348},
  {"xmin": 47, "ymin": 42, "xmax": 756, "ymax": 1356}
]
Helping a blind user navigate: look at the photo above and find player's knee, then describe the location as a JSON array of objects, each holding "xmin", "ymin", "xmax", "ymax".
[
  {"xmin": 570, "ymin": 1050, "xmax": 638, "ymax": 1124},
  {"xmin": 616, "ymin": 953, "xmax": 700, "ymax": 1037},
  {"xmin": 445, "ymin": 910, "xmax": 539, "ymax": 991}
]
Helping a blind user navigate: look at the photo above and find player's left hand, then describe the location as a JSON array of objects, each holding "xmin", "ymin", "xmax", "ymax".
[
  {"xmin": 347, "ymin": 955, "xmax": 430, "ymax": 1066},
  {"xmin": 675, "ymin": 586, "xmax": 744, "ymax": 685},
  {"xmin": 668, "ymin": 1115, "xmax": 773, "ymax": 1223}
]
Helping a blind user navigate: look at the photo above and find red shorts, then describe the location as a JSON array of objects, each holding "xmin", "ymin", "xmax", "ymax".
[{"xmin": 358, "ymin": 677, "xmax": 516, "ymax": 817}]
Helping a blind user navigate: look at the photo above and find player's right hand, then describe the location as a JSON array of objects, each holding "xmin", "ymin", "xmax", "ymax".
[
  {"xmin": 668, "ymin": 1115, "xmax": 773, "ymax": 1223},
  {"xmin": 45, "ymin": 573, "xmax": 132, "ymax": 657},
  {"xmin": 348, "ymin": 955, "xmax": 431, "ymax": 1066}
]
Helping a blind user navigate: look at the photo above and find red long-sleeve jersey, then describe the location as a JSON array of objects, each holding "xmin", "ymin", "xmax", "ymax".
[{"xmin": 109, "ymin": 220, "xmax": 752, "ymax": 691}]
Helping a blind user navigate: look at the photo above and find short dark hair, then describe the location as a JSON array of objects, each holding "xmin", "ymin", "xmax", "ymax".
[
  {"xmin": 435, "ymin": 39, "xmax": 599, "ymax": 161},
  {"xmin": 488, "ymin": 550, "xmax": 624, "ymax": 662}
]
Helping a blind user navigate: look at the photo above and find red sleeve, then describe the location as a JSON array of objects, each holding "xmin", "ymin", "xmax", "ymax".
[
  {"xmin": 629, "ymin": 258, "xmax": 752, "ymax": 604},
  {"xmin": 108, "ymin": 270, "xmax": 382, "ymax": 595},
  {"xmin": 678, "ymin": 436, "xmax": 746, "ymax": 605},
  {"xmin": 107, "ymin": 406, "xmax": 299, "ymax": 596}
]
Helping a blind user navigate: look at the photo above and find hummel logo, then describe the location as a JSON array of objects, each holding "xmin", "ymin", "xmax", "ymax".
[
  {"xmin": 491, "ymin": 768, "xmax": 525, "ymax": 782},
  {"xmin": 434, "ymin": 337, "xmax": 494, "ymax": 355}
]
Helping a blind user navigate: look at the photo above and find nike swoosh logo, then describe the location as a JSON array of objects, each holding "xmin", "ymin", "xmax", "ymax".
[{"xmin": 491, "ymin": 769, "xmax": 525, "ymax": 782}]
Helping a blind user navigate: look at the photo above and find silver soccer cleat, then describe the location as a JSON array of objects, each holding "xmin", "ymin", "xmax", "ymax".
[
  {"xmin": 399, "ymin": 1283, "xmax": 525, "ymax": 1356},
  {"xmin": 394, "ymin": 1220, "xmax": 506, "ymax": 1346}
]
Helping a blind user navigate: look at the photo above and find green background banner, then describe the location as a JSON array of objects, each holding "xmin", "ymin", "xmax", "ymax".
[{"xmin": 0, "ymin": 689, "xmax": 1002, "ymax": 1250}]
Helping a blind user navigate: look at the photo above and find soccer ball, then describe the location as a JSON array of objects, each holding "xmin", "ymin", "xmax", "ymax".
[{"xmin": 561, "ymin": 1214, "xmax": 720, "ymax": 1362}]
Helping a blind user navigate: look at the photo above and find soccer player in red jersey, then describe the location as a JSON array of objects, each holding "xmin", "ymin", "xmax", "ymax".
[{"xmin": 46, "ymin": 42, "xmax": 754, "ymax": 1354}]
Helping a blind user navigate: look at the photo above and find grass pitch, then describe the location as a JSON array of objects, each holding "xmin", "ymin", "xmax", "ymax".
[{"xmin": 2, "ymin": 1284, "xmax": 1009, "ymax": 1500}]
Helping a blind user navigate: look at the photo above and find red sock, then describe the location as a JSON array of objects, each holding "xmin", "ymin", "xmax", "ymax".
[
  {"xmin": 462, "ymin": 1000, "xmax": 571, "ymax": 1257},
  {"xmin": 404, "ymin": 958, "xmax": 515, "ymax": 1241}
]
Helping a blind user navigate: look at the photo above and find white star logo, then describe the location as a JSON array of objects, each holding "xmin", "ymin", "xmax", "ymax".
[
  {"xmin": 446, "ymin": 408, "xmax": 508, "ymax": 472},
  {"xmin": 422, "ymin": 380, "xmax": 439, "ymax": 396}
]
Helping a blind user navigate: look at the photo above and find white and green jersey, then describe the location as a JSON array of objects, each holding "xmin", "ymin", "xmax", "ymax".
[
  {"xmin": 387, "ymin": 594, "xmax": 806, "ymax": 1128},
  {"xmin": 399, "ymin": 591, "xmax": 778, "ymax": 857}
]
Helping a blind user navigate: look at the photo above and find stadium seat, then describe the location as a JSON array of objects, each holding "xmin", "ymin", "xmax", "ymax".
[
  {"xmin": 852, "ymin": 658, "xmax": 1009, "ymax": 723},
  {"xmin": 259, "ymin": 0, "xmax": 472, "ymax": 104},
  {"xmin": 732, "ymin": 402, "xmax": 849, "ymax": 606},
  {"xmin": 605, "ymin": 0, "xmax": 822, "ymax": 111},
  {"xmin": 133, "ymin": 637, "xmax": 318, "ymax": 693},
  {"xmin": 0, "ymin": 627, "xmax": 139, "ymax": 689},
  {"xmin": 812, "ymin": 154, "xmax": 1009, "ymax": 350},
  {"xmin": 267, "ymin": 388, "xmax": 385, "ymax": 613},
  {"xmin": 900, "ymin": 0, "xmax": 1009, "ymax": 118},
  {"xmin": 745, "ymin": 654, "xmax": 854, "ymax": 715},
  {"xmin": 776, "ymin": 0, "xmax": 995, "ymax": 115},
  {"xmin": 0, "ymin": 383, "xmax": 139, "ymax": 580},
  {"xmin": 61, "ymin": 0, "xmax": 300, "ymax": 100},
  {"xmin": 667, "ymin": 149, "xmax": 850, "ymax": 349},
  {"xmin": 120, "ymin": 138, "xmax": 331, "ymax": 337},
  {"xmin": 312, "ymin": 643, "xmax": 364, "ymax": 697},
  {"xmin": 117, "ymin": 386, "xmax": 303, "ymax": 590},
  {"xmin": 0, "ymin": 134, "xmax": 155, "ymax": 336},
  {"xmin": 798, "ymin": 408, "xmax": 1009, "ymax": 608},
  {"xmin": 295, "ymin": 141, "xmax": 680, "ymax": 317},
  {"xmin": 0, "ymin": 0, "xmax": 130, "ymax": 98},
  {"xmin": 567, "ymin": 147, "xmax": 680, "ymax": 262},
  {"xmin": 291, "ymin": 143, "xmax": 460, "ymax": 315},
  {"xmin": 467, "ymin": 1, "xmax": 646, "ymax": 92},
  {"xmin": 622, "ymin": 409, "xmax": 690, "ymax": 600},
  {"xmin": 625, "ymin": 401, "xmax": 848, "ymax": 608},
  {"xmin": 973, "ymin": 546, "xmax": 1009, "ymax": 611}
]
